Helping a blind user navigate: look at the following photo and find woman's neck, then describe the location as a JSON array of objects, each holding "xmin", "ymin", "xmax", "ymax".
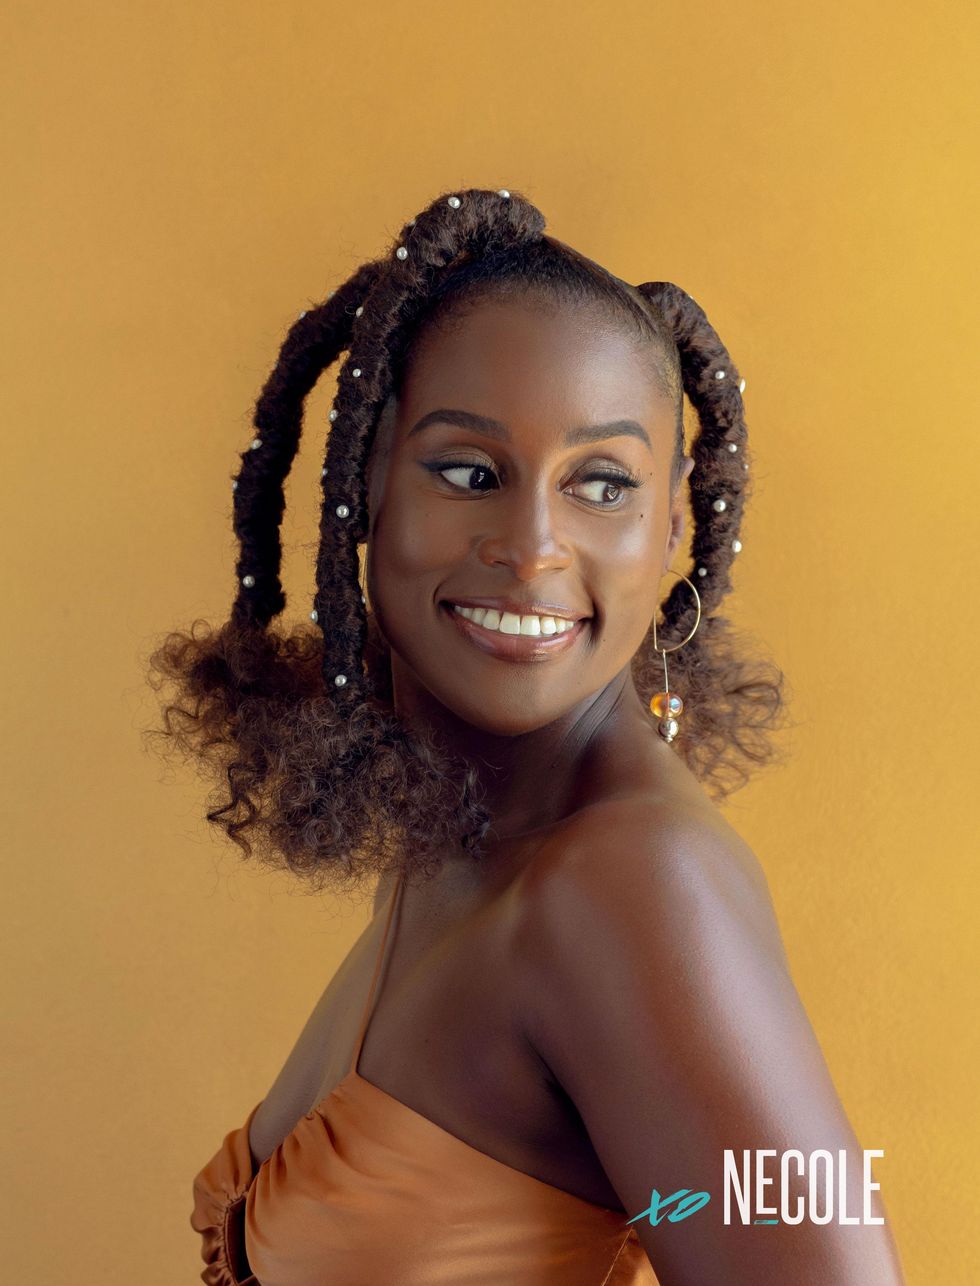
[{"xmin": 389, "ymin": 661, "xmax": 666, "ymax": 844}]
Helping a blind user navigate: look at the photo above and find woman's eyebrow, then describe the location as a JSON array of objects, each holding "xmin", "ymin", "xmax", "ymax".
[{"xmin": 406, "ymin": 407, "xmax": 652, "ymax": 451}]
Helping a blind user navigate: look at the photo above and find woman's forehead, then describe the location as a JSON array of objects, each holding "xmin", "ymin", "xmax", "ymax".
[{"xmin": 394, "ymin": 302, "xmax": 668, "ymax": 439}]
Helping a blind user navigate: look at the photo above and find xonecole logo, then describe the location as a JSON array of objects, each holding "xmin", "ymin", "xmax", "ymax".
[{"xmin": 628, "ymin": 1149, "xmax": 886, "ymax": 1227}]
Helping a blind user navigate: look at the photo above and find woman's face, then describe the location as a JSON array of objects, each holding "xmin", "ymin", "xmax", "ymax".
[{"xmin": 364, "ymin": 292, "xmax": 693, "ymax": 736}]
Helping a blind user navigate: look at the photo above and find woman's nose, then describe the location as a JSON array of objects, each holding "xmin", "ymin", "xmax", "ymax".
[{"xmin": 474, "ymin": 486, "xmax": 574, "ymax": 578}]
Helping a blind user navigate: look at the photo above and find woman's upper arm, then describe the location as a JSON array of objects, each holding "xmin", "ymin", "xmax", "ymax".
[{"xmin": 513, "ymin": 803, "xmax": 906, "ymax": 1286}]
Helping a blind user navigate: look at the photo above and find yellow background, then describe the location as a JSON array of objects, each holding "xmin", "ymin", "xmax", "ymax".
[{"xmin": 2, "ymin": 3, "xmax": 976, "ymax": 1283}]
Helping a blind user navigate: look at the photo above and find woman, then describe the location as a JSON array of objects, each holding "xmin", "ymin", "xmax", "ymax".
[{"xmin": 152, "ymin": 188, "xmax": 906, "ymax": 1284}]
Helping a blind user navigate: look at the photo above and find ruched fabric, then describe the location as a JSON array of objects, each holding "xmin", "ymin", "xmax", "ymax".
[
  {"xmin": 190, "ymin": 874, "xmax": 659, "ymax": 1285},
  {"xmin": 190, "ymin": 1101, "xmax": 263, "ymax": 1286}
]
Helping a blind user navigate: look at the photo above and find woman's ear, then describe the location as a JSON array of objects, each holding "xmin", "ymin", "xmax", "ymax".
[{"xmin": 663, "ymin": 455, "xmax": 695, "ymax": 572}]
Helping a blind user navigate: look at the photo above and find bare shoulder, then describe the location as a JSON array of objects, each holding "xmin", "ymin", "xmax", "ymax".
[
  {"xmin": 510, "ymin": 792, "xmax": 905, "ymax": 1283},
  {"xmin": 516, "ymin": 790, "xmax": 790, "ymax": 978}
]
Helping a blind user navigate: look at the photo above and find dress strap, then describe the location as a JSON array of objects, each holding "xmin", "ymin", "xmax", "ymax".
[{"xmin": 349, "ymin": 871, "xmax": 405, "ymax": 1077}]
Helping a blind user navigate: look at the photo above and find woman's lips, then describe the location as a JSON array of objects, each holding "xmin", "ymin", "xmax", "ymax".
[{"xmin": 440, "ymin": 602, "xmax": 589, "ymax": 662}]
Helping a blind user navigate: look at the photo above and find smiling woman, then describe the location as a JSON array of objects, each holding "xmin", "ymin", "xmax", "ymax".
[
  {"xmin": 145, "ymin": 188, "xmax": 903, "ymax": 1285},
  {"xmin": 144, "ymin": 187, "xmax": 787, "ymax": 894}
]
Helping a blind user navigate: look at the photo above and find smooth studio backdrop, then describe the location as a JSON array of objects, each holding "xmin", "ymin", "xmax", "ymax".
[{"xmin": 1, "ymin": 3, "xmax": 976, "ymax": 1283}]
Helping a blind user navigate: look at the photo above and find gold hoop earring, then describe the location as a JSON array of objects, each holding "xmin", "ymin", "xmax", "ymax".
[{"xmin": 650, "ymin": 570, "xmax": 702, "ymax": 744}]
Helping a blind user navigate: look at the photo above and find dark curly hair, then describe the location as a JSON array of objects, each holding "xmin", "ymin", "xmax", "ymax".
[{"xmin": 142, "ymin": 186, "xmax": 790, "ymax": 898}]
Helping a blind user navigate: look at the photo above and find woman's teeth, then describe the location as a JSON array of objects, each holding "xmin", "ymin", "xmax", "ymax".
[{"xmin": 450, "ymin": 604, "xmax": 578, "ymax": 636}]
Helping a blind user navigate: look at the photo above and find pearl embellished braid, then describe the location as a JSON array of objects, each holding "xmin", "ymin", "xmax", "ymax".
[
  {"xmin": 229, "ymin": 264, "xmax": 380, "ymax": 630},
  {"xmin": 635, "ymin": 281, "xmax": 752, "ymax": 714}
]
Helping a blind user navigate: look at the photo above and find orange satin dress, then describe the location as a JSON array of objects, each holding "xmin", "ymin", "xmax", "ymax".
[{"xmin": 190, "ymin": 872, "xmax": 659, "ymax": 1285}]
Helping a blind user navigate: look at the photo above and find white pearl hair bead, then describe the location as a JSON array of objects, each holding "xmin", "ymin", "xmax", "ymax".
[
  {"xmin": 250, "ymin": 437, "xmax": 262, "ymax": 449},
  {"xmin": 242, "ymin": 575, "xmax": 255, "ymax": 587},
  {"xmin": 310, "ymin": 609, "xmax": 318, "ymax": 622},
  {"xmin": 743, "ymin": 462, "xmax": 749, "ymax": 471},
  {"xmin": 739, "ymin": 378, "xmax": 746, "ymax": 393},
  {"xmin": 335, "ymin": 504, "xmax": 350, "ymax": 518},
  {"xmin": 329, "ymin": 409, "xmax": 338, "ymax": 421},
  {"xmin": 299, "ymin": 310, "xmax": 307, "ymax": 319},
  {"xmin": 715, "ymin": 370, "xmax": 726, "ymax": 380},
  {"xmin": 697, "ymin": 566, "xmax": 708, "ymax": 577},
  {"xmin": 497, "ymin": 189, "xmax": 510, "ymax": 198},
  {"xmin": 351, "ymin": 367, "xmax": 362, "ymax": 378},
  {"xmin": 232, "ymin": 480, "xmax": 238, "ymax": 491},
  {"xmin": 408, "ymin": 219, "xmax": 417, "ymax": 227},
  {"xmin": 447, "ymin": 196, "xmax": 461, "ymax": 208},
  {"xmin": 328, "ymin": 291, "xmax": 335, "ymax": 298},
  {"xmin": 732, "ymin": 539, "xmax": 742, "ymax": 553},
  {"xmin": 395, "ymin": 246, "xmax": 408, "ymax": 260},
  {"xmin": 321, "ymin": 467, "xmax": 327, "ymax": 478},
  {"xmin": 355, "ymin": 306, "xmax": 363, "ymax": 317},
  {"xmin": 726, "ymin": 441, "xmax": 739, "ymax": 452},
  {"xmin": 712, "ymin": 498, "xmax": 727, "ymax": 512},
  {"xmin": 334, "ymin": 674, "xmax": 348, "ymax": 687}
]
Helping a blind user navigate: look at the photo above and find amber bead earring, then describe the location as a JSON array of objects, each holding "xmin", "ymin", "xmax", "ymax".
[{"xmin": 650, "ymin": 571, "xmax": 702, "ymax": 744}]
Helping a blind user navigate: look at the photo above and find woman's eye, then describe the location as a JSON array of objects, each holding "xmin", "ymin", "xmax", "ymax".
[
  {"xmin": 572, "ymin": 476, "xmax": 633, "ymax": 507},
  {"xmin": 429, "ymin": 462, "xmax": 498, "ymax": 492},
  {"xmin": 567, "ymin": 469, "xmax": 644, "ymax": 508}
]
